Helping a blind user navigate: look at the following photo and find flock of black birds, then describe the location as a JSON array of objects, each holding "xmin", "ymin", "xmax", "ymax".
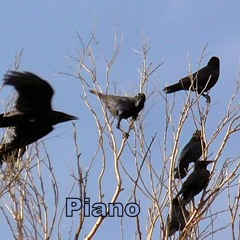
[
  {"xmin": 166, "ymin": 129, "xmax": 213, "ymax": 236},
  {"xmin": 0, "ymin": 56, "xmax": 220, "ymax": 237},
  {"xmin": 164, "ymin": 56, "xmax": 220, "ymax": 236}
]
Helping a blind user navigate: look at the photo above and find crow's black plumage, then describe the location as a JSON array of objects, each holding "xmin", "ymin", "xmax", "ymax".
[
  {"xmin": 163, "ymin": 57, "xmax": 220, "ymax": 102},
  {"xmin": 0, "ymin": 71, "xmax": 77, "ymax": 165},
  {"xmin": 90, "ymin": 90, "xmax": 146, "ymax": 130},
  {"xmin": 175, "ymin": 161, "xmax": 212, "ymax": 205},
  {"xmin": 167, "ymin": 198, "xmax": 190, "ymax": 236},
  {"xmin": 174, "ymin": 130, "xmax": 204, "ymax": 179}
]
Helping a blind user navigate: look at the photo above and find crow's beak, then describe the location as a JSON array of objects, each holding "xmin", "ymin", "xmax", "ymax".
[{"xmin": 68, "ymin": 115, "xmax": 78, "ymax": 120}]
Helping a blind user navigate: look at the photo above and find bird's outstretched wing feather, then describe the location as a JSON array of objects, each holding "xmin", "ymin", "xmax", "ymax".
[{"xmin": 4, "ymin": 71, "xmax": 54, "ymax": 114}]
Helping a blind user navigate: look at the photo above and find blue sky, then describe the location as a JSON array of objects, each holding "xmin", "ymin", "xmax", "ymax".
[{"xmin": 0, "ymin": 1, "xmax": 240, "ymax": 239}]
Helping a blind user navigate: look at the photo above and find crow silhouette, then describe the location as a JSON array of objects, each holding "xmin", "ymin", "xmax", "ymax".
[
  {"xmin": 0, "ymin": 71, "xmax": 77, "ymax": 165},
  {"xmin": 90, "ymin": 90, "xmax": 146, "ymax": 131},
  {"xmin": 175, "ymin": 161, "xmax": 212, "ymax": 205},
  {"xmin": 167, "ymin": 198, "xmax": 190, "ymax": 236},
  {"xmin": 174, "ymin": 130, "xmax": 204, "ymax": 179},
  {"xmin": 163, "ymin": 56, "xmax": 220, "ymax": 102}
]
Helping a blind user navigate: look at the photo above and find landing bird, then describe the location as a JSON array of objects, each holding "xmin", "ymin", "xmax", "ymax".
[
  {"xmin": 174, "ymin": 130, "xmax": 204, "ymax": 179},
  {"xmin": 90, "ymin": 90, "xmax": 146, "ymax": 131},
  {"xmin": 167, "ymin": 198, "xmax": 190, "ymax": 236},
  {"xmin": 163, "ymin": 56, "xmax": 220, "ymax": 102},
  {"xmin": 0, "ymin": 71, "xmax": 77, "ymax": 165},
  {"xmin": 175, "ymin": 161, "xmax": 213, "ymax": 205}
]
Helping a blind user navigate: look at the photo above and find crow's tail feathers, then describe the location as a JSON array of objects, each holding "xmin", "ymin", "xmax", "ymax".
[{"xmin": 163, "ymin": 83, "xmax": 183, "ymax": 94}]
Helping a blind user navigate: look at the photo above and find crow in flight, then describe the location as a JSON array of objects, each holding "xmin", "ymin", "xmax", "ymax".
[
  {"xmin": 90, "ymin": 90, "xmax": 146, "ymax": 132},
  {"xmin": 163, "ymin": 56, "xmax": 220, "ymax": 102},
  {"xmin": 175, "ymin": 161, "xmax": 212, "ymax": 205},
  {"xmin": 174, "ymin": 130, "xmax": 204, "ymax": 179},
  {"xmin": 0, "ymin": 71, "xmax": 77, "ymax": 165},
  {"xmin": 167, "ymin": 198, "xmax": 190, "ymax": 236}
]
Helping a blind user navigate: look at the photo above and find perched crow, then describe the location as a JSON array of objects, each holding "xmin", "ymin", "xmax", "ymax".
[
  {"xmin": 175, "ymin": 161, "xmax": 213, "ymax": 205},
  {"xmin": 167, "ymin": 198, "xmax": 190, "ymax": 236},
  {"xmin": 0, "ymin": 71, "xmax": 77, "ymax": 165},
  {"xmin": 174, "ymin": 130, "xmax": 204, "ymax": 179},
  {"xmin": 90, "ymin": 90, "xmax": 146, "ymax": 130},
  {"xmin": 163, "ymin": 57, "xmax": 220, "ymax": 102}
]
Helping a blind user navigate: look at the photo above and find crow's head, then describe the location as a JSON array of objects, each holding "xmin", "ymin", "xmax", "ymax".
[
  {"xmin": 194, "ymin": 160, "xmax": 213, "ymax": 170},
  {"xmin": 134, "ymin": 93, "xmax": 146, "ymax": 107},
  {"xmin": 208, "ymin": 56, "xmax": 220, "ymax": 68}
]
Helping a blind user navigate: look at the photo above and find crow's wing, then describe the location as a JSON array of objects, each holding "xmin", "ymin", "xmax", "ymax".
[
  {"xmin": 179, "ymin": 64, "xmax": 218, "ymax": 92},
  {"xmin": 90, "ymin": 90, "xmax": 135, "ymax": 116},
  {"xmin": 179, "ymin": 169, "xmax": 210, "ymax": 203},
  {"xmin": 114, "ymin": 98, "xmax": 135, "ymax": 113},
  {"xmin": 4, "ymin": 71, "xmax": 54, "ymax": 114}
]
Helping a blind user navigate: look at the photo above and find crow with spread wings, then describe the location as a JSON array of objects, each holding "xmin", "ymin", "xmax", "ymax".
[
  {"xmin": 90, "ymin": 90, "xmax": 146, "ymax": 135},
  {"xmin": 0, "ymin": 71, "xmax": 77, "ymax": 165}
]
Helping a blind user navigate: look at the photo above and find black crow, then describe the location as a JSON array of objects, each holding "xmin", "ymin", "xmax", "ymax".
[
  {"xmin": 174, "ymin": 130, "xmax": 204, "ymax": 179},
  {"xmin": 163, "ymin": 57, "xmax": 220, "ymax": 102},
  {"xmin": 90, "ymin": 90, "xmax": 146, "ymax": 130},
  {"xmin": 0, "ymin": 71, "xmax": 77, "ymax": 165},
  {"xmin": 175, "ymin": 161, "xmax": 213, "ymax": 205},
  {"xmin": 167, "ymin": 198, "xmax": 190, "ymax": 236}
]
